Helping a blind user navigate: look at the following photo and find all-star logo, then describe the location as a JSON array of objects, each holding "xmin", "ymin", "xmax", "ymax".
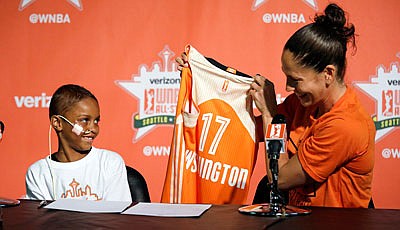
[
  {"xmin": 252, "ymin": 0, "xmax": 318, "ymax": 11},
  {"xmin": 19, "ymin": 0, "xmax": 83, "ymax": 11},
  {"xmin": 116, "ymin": 46, "xmax": 181, "ymax": 142},
  {"xmin": 354, "ymin": 55, "xmax": 400, "ymax": 142}
]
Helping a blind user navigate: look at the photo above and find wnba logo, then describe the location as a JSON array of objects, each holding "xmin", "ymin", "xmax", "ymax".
[
  {"xmin": 271, "ymin": 124, "xmax": 282, "ymax": 138},
  {"xmin": 382, "ymin": 90, "xmax": 396, "ymax": 117},
  {"xmin": 266, "ymin": 124, "xmax": 286, "ymax": 139},
  {"xmin": 29, "ymin": 13, "xmax": 71, "ymax": 24},
  {"xmin": 144, "ymin": 89, "xmax": 155, "ymax": 115},
  {"xmin": 251, "ymin": 0, "xmax": 318, "ymax": 25}
]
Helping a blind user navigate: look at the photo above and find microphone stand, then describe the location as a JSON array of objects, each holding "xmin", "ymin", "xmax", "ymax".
[
  {"xmin": 267, "ymin": 142, "xmax": 284, "ymax": 214},
  {"xmin": 238, "ymin": 140, "xmax": 311, "ymax": 217},
  {"xmin": 257, "ymin": 140, "xmax": 311, "ymax": 216}
]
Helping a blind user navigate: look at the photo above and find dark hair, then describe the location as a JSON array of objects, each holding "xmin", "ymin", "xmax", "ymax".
[
  {"xmin": 49, "ymin": 84, "xmax": 98, "ymax": 119},
  {"xmin": 283, "ymin": 3, "xmax": 356, "ymax": 82}
]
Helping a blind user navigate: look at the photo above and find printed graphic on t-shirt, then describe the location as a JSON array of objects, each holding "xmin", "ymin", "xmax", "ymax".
[{"xmin": 61, "ymin": 178, "xmax": 101, "ymax": 200}]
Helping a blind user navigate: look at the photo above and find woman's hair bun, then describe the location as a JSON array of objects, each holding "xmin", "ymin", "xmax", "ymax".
[
  {"xmin": 315, "ymin": 4, "xmax": 345, "ymax": 28},
  {"xmin": 314, "ymin": 3, "xmax": 355, "ymax": 41}
]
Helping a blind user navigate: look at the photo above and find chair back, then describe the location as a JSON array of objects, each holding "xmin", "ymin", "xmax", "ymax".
[{"xmin": 126, "ymin": 166, "xmax": 151, "ymax": 202}]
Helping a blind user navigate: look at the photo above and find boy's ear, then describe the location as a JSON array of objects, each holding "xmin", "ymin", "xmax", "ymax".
[{"xmin": 50, "ymin": 115, "xmax": 63, "ymax": 132}]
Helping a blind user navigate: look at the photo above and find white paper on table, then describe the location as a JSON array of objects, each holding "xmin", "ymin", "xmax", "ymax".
[
  {"xmin": 44, "ymin": 199, "xmax": 131, "ymax": 213},
  {"xmin": 122, "ymin": 202, "xmax": 212, "ymax": 217}
]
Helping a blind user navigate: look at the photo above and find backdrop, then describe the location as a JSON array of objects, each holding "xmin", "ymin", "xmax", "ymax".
[{"xmin": 0, "ymin": 0, "xmax": 399, "ymax": 208}]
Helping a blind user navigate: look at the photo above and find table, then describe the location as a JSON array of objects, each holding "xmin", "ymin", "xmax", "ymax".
[{"xmin": 1, "ymin": 200, "xmax": 400, "ymax": 229}]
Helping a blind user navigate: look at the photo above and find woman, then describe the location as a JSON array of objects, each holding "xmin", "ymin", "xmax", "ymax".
[{"xmin": 250, "ymin": 3, "xmax": 375, "ymax": 208}]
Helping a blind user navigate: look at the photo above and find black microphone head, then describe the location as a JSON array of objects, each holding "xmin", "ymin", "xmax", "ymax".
[{"xmin": 271, "ymin": 114, "xmax": 286, "ymax": 124}]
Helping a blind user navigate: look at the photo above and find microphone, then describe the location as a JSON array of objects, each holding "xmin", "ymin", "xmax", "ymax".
[
  {"xmin": 265, "ymin": 114, "xmax": 287, "ymax": 159},
  {"xmin": 57, "ymin": 115, "xmax": 90, "ymax": 136}
]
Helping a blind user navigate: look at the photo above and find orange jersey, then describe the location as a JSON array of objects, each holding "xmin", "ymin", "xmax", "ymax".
[
  {"xmin": 278, "ymin": 87, "xmax": 375, "ymax": 208},
  {"xmin": 161, "ymin": 45, "xmax": 258, "ymax": 204}
]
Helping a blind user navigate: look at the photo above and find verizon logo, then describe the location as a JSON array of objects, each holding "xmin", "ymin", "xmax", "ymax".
[{"xmin": 14, "ymin": 93, "xmax": 51, "ymax": 108}]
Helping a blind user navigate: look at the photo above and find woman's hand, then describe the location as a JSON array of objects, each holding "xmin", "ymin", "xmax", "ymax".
[
  {"xmin": 175, "ymin": 52, "xmax": 188, "ymax": 71},
  {"xmin": 249, "ymin": 74, "xmax": 278, "ymax": 122}
]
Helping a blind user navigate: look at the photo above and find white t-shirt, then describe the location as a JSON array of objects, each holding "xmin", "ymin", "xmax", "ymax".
[{"xmin": 25, "ymin": 147, "xmax": 132, "ymax": 202}]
